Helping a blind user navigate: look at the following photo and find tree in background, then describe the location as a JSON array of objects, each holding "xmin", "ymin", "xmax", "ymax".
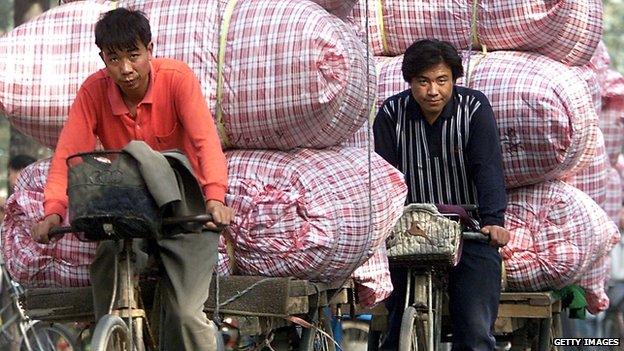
[{"xmin": 604, "ymin": 0, "xmax": 624, "ymax": 73}]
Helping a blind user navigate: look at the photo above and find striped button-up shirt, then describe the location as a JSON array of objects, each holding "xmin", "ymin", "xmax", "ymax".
[{"xmin": 373, "ymin": 86, "xmax": 506, "ymax": 227}]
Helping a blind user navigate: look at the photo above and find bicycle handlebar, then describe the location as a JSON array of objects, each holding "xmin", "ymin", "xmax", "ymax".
[
  {"xmin": 462, "ymin": 231, "xmax": 490, "ymax": 243},
  {"xmin": 47, "ymin": 214, "xmax": 217, "ymax": 239}
]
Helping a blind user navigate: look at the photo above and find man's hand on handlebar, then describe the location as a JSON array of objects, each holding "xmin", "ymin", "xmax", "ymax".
[
  {"xmin": 480, "ymin": 225, "xmax": 510, "ymax": 247},
  {"xmin": 205, "ymin": 200, "xmax": 235, "ymax": 231},
  {"xmin": 31, "ymin": 214, "xmax": 62, "ymax": 244}
]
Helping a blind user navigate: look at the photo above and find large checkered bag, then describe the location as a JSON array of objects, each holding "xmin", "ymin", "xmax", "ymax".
[
  {"xmin": 219, "ymin": 147, "xmax": 407, "ymax": 286},
  {"xmin": 600, "ymin": 70, "xmax": 624, "ymax": 166},
  {"xmin": 348, "ymin": 0, "xmax": 602, "ymax": 66},
  {"xmin": 601, "ymin": 105, "xmax": 624, "ymax": 167},
  {"xmin": 589, "ymin": 41, "xmax": 611, "ymax": 93},
  {"xmin": 59, "ymin": 0, "xmax": 358, "ymax": 17},
  {"xmin": 0, "ymin": 0, "xmax": 375, "ymax": 150},
  {"xmin": 375, "ymin": 52, "xmax": 599, "ymax": 188},
  {"xmin": 0, "ymin": 159, "xmax": 97, "ymax": 288},
  {"xmin": 350, "ymin": 245, "xmax": 393, "ymax": 306},
  {"xmin": 564, "ymin": 130, "xmax": 608, "ymax": 208},
  {"xmin": 604, "ymin": 167, "xmax": 623, "ymax": 225},
  {"xmin": 502, "ymin": 180, "xmax": 620, "ymax": 313}
]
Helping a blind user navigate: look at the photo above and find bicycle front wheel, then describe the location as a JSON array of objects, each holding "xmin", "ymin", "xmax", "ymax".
[
  {"xmin": 398, "ymin": 306, "xmax": 427, "ymax": 351},
  {"xmin": 91, "ymin": 315, "xmax": 131, "ymax": 351},
  {"xmin": 20, "ymin": 321, "xmax": 79, "ymax": 351}
]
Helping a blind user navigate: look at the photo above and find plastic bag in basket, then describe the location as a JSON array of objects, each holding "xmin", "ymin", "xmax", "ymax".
[{"xmin": 386, "ymin": 204, "xmax": 462, "ymax": 266}]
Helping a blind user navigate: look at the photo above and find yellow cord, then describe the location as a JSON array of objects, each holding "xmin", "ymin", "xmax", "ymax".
[
  {"xmin": 375, "ymin": 0, "xmax": 388, "ymax": 55},
  {"xmin": 215, "ymin": 0, "xmax": 237, "ymax": 148}
]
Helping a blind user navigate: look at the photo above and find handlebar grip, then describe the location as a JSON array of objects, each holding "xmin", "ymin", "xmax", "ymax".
[
  {"xmin": 48, "ymin": 226, "xmax": 74, "ymax": 239},
  {"xmin": 462, "ymin": 231, "xmax": 490, "ymax": 243},
  {"xmin": 162, "ymin": 214, "xmax": 214, "ymax": 225}
]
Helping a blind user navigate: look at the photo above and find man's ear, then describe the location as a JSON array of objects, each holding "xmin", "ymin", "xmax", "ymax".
[
  {"xmin": 147, "ymin": 42, "xmax": 154, "ymax": 59},
  {"xmin": 98, "ymin": 51, "xmax": 105, "ymax": 63}
]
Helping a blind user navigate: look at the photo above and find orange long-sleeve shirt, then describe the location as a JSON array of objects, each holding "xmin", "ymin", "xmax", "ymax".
[{"xmin": 44, "ymin": 58, "xmax": 228, "ymax": 218}]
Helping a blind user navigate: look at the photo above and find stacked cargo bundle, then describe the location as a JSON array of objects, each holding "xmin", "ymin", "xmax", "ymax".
[
  {"xmin": 0, "ymin": 0, "xmax": 406, "ymax": 306},
  {"xmin": 348, "ymin": 0, "xmax": 620, "ymax": 312},
  {"xmin": 595, "ymin": 53, "xmax": 624, "ymax": 280},
  {"xmin": 1, "ymin": 159, "xmax": 97, "ymax": 287}
]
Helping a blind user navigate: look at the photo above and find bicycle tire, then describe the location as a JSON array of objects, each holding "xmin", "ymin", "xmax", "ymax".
[
  {"xmin": 342, "ymin": 320, "xmax": 370, "ymax": 351},
  {"xmin": 398, "ymin": 306, "xmax": 427, "ymax": 351},
  {"xmin": 300, "ymin": 309, "xmax": 337, "ymax": 351},
  {"xmin": 91, "ymin": 315, "xmax": 131, "ymax": 351},
  {"xmin": 20, "ymin": 321, "xmax": 80, "ymax": 351}
]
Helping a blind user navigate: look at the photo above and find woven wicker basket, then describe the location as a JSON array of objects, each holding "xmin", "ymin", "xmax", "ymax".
[{"xmin": 386, "ymin": 204, "xmax": 462, "ymax": 266}]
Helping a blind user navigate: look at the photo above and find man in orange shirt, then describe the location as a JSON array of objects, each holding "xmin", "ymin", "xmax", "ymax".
[{"xmin": 31, "ymin": 8, "xmax": 233, "ymax": 350}]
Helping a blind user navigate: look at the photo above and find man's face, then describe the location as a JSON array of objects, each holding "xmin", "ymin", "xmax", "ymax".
[
  {"xmin": 100, "ymin": 41, "xmax": 153, "ymax": 99},
  {"xmin": 409, "ymin": 62, "xmax": 454, "ymax": 122}
]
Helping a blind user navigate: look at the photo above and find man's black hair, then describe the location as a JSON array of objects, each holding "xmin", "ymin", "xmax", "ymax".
[
  {"xmin": 401, "ymin": 39, "xmax": 464, "ymax": 83},
  {"xmin": 95, "ymin": 8, "xmax": 151, "ymax": 53},
  {"xmin": 9, "ymin": 154, "xmax": 36, "ymax": 171}
]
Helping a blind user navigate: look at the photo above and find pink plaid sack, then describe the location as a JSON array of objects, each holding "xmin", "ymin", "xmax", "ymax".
[
  {"xmin": 348, "ymin": 0, "xmax": 602, "ymax": 66},
  {"xmin": 588, "ymin": 41, "xmax": 611, "ymax": 94},
  {"xmin": 375, "ymin": 52, "xmax": 598, "ymax": 188},
  {"xmin": 601, "ymin": 106, "xmax": 624, "ymax": 167},
  {"xmin": 350, "ymin": 245, "xmax": 393, "ymax": 307},
  {"xmin": 502, "ymin": 181, "xmax": 620, "ymax": 313},
  {"xmin": 0, "ymin": 0, "xmax": 375, "ymax": 150},
  {"xmin": 60, "ymin": 0, "xmax": 358, "ymax": 17},
  {"xmin": 0, "ymin": 160, "xmax": 97, "ymax": 288},
  {"xmin": 604, "ymin": 167, "xmax": 623, "ymax": 225},
  {"xmin": 600, "ymin": 70, "xmax": 624, "ymax": 166},
  {"xmin": 564, "ymin": 130, "xmax": 608, "ymax": 208},
  {"xmin": 217, "ymin": 147, "xmax": 407, "ymax": 303}
]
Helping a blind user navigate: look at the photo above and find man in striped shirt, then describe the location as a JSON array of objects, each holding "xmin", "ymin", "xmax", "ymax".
[{"xmin": 374, "ymin": 39, "xmax": 510, "ymax": 350}]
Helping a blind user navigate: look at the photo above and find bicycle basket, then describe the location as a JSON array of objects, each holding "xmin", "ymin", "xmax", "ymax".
[
  {"xmin": 386, "ymin": 203, "xmax": 462, "ymax": 267},
  {"xmin": 67, "ymin": 151, "xmax": 161, "ymax": 241}
]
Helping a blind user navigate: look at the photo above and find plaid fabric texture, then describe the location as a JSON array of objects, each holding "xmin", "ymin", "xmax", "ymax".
[
  {"xmin": 0, "ymin": 0, "xmax": 375, "ymax": 150},
  {"xmin": 350, "ymin": 245, "xmax": 393, "ymax": 307},
  {"xmin": 600, "ymin": 106, "xmax": 624, "ymax": 166},
  {"xmin": 0, "ymin": 1, "xmax": 110, "ymax": 149},
  {"xmin": 617, "ymin": 155, "xmax": 624, "ymax": 194},
  {"xmin": 564, "ymin": 130, "xmax": 608, "ymax": 208},
  {"xmin": 604, "ymin": 167, "xmax": 623, "ymax": 225},
  {"xmin": 375, "ymin": 52, "xmax": 599, "ymax": 189},
  {"xmin": 589, "ymin": 41, "xmax": 611, "ymax": 94},
  {"xmin": 502, "ymin": 180, "xmax": 620, "ymax": 313},
  {"xmin": 217, "ymin": 147, "xmax": 406, "ymax": 302},
  {"xmin": 600, "ymin": 69, "xmax": 624, "ymax": 166},
  {"xmin": 603, "ymin": 69, "xmax": 624, "ymax": 103},
  {"xmin": 348, "ymin": 0, "xmax": 602, "ymax": 66},
  {"xmin": 0, "ymin": 159, "xmax": 97, "ymax": 288},
  {"xmin": 60, "ymin": 0, "xmax": 358, "ymax": 17}
]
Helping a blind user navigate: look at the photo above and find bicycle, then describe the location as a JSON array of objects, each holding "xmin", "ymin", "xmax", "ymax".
[
  {"xmin": 49, "ymin": 213, "xmax": 223, "ymax": 351},
  {"xmin": 0, "ymin": 252, "xmax": 80, "ymax": 351}
]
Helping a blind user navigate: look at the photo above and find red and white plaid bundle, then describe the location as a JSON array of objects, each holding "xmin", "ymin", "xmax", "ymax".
[
  {"xmin": 349, "ymin": 0, "xmax": 602, "ymax": 66},
  {"xmin": 0, "ymin": 160, "xmax": 97, "ymax": 288},
  {"xmin": 604, "ymin": 167, "xmax": 623, "ymax": 225},
  {"xmin": 600, "ymin": 105, "xmax": 624, "ymax": 167},
  {"xmin": 0, "ymin": 0, "xmax": 375, "ymax": 150},
  {"xmin": 502, "ymin": 181, "xmax": 620, "ymax": 313},
  {"xmin": 350, "ymin": 245, "xmax": 393, "ymax": 306},
  {"xmin": 588, "ymin": 42, "xmax": 611, "ymax": 94},
  {"xmin": 600, "ymin": 69, "xmax": 624, "ymax": 166},
  {"xmin": 375, "ymin": 52, "xmax": 599, "ymax": 188},
  {"xmin": 60, "ymin": 0, "xmax": 358, "ymax": 17},
  {"xmin": 564, "ymin": 130, "xmax": 608, "ymax": 208},
  {"xmin": 218, "ymin": 147, "xmax": 407, "ymax": 304}
]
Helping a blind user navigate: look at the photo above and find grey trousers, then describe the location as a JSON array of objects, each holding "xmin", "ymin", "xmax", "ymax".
[{"xmin": 90, "ymin": 230, "xmax": 220, "ymax": 351}]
